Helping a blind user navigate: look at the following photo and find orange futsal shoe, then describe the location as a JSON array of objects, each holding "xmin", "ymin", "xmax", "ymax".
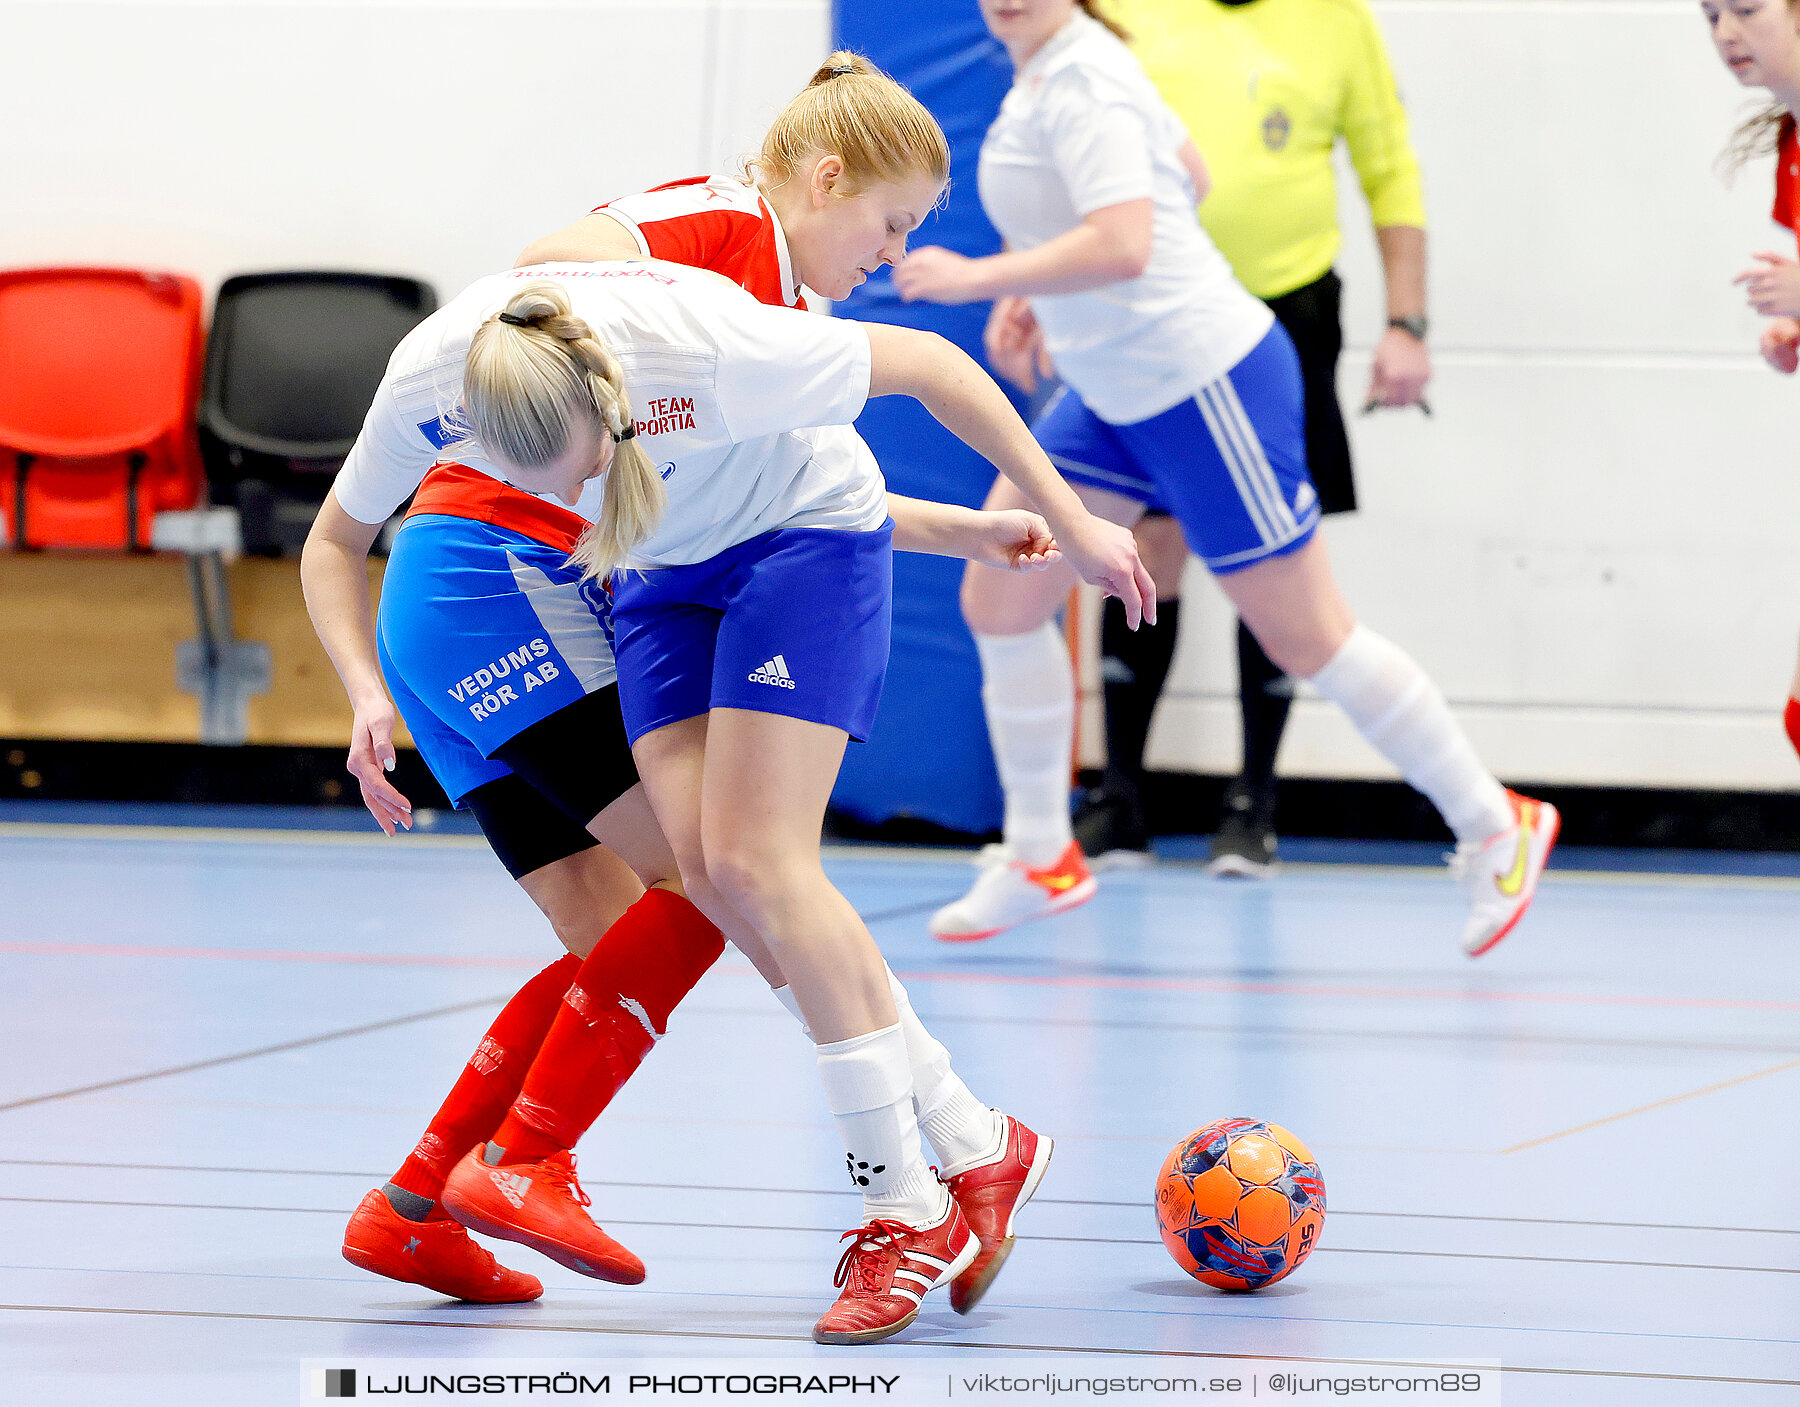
[
  {"xmin": 341, "ymin": 1188, "xmax": 543, "ymax": 1303},
  {"xmin": 944, "ymin": 1113, "xmax": 1054, "ymax": 1314},
  {"xmin": 812, "ymin": 1199, "xmax": 978, "ymax": 1346},
  {"xmin": 929, "ymin": 841, "xmax": 1097, "ymax": 943},
  {"xmin": 440, "ymin": 1145, "xmax": 645, "ymax": 1285}
]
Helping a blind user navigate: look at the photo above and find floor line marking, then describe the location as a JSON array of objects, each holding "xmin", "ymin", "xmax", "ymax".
[
  {"xmin": 6, "ymin": 1160, "xmax": 1797, "ymax": 1237},
  {"xmin": 0, "ymin": 939, "xmax": 541, "ymax": 969},
  {"xmin": 0, "ymin": 1304, "xmax": 1793, "ymax": 1385},
  {"xmin": 0, "ymin": 997, "xmax": 503, "ymax": 1115},
  {"xmin": 7, "ymin": 935, "xmax": 1791, "ymax": 1018},
  {"xmin": 9, "ymin": 1263, "xmax": 1797, "ymax": 1350},
  {"xmin": 8, "ymin": 820, "xmax": 1800, "ymax": 888},
  {"xmin": 888, "ymin": 967, "xmax": 1800, "ymax": 1015},
  {"xmin": 1502, "ymin": 1056, "xmax": 1800, "ymax": 1153},
  {"xmin": 4, "ymin": 1197, "xmax": 1792, "ymax": 1276}
]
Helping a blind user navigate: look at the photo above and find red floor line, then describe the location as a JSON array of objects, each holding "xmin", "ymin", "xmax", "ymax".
[
  {"xmin": 0, "ymin": 941, "xmax": 534, "ymax": 970},
  {"xmin": 3, "ymin": 939, "xmax": 1791, "ymax": 1014},
  {"xmin": 887, "ymin": 967, "xmax": 1800, "ymax": 1014}
]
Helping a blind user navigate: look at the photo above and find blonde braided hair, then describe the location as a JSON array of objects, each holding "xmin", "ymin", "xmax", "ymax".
[{"xmin": 460, "ymin": 281, "xmax": 664, "ymax": 578}]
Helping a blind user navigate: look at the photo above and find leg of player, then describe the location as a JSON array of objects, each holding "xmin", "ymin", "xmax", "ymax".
[
  {"xmin": 1217, "ymin": 537, "xmax": 1560, "ymax": 957},
  {"xmin": 1076, "ymin": 513, "xmax": 1186, "ymax": 867},
  {"xmin": 928, "ymin": 477, "xmax": 1147, "ymax": 943},
  {"xmin": 769, "ymin": 967, "xmax": 1052, "ymax": 1314},
  {"xmin": 634, "ymin": 710, "xmax": 970, "ymax": 1344},
  {"xmin": 342, "ymin": 835, "xmax": 643, "ymax": 1303},
  {"xmin": 438, "ymin": 783, "xmax": 728, "ymax": 1285}
]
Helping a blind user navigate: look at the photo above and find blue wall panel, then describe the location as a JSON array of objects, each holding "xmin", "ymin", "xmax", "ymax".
[{"xmin": 830, "ymin": 0, "xmax": 1017, "ymax": 833}]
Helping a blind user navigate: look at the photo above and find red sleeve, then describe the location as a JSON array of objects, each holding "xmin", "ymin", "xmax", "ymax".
[
  {"xmin": 1775, "ymin": 117, "xmax": 1797, "ymax": 233},
  {"xmin": 637, "ymin": 209, "xmax": 758, "ymax": 269}
]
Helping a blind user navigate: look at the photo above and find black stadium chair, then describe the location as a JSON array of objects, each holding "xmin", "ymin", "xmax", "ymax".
[{"xmin": 201, "ymin": 272, "xmax": 436, "ymax": 554}]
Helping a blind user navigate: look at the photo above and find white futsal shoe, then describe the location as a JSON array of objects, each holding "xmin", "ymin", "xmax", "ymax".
[
  {"xmin": 1450, "ymin": 790, "xmax": 1561, "ymax": 957},
  {"xmin": 929, "ymin": 840, "xmax": 1097, "ymax": 943}
]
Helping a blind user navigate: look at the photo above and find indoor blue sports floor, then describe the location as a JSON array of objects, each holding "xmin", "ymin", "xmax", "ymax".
[{"xmin": 1, "ymin": 806, "xmax": 1796, "ymax": 1405}]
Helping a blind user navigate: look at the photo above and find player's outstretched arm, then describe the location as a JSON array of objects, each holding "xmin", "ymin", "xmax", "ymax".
[
  {"xmin": 888, "ymin": 494, "xmax": 1061, "ymax": 572},
  {"xmin": 300, "ymin": 491, "xmax": 415, "ymax": 835},
  {"xmin": 864, "ymin": 322, "xmax": 1153, "ymax": 626},
  {"xmin": 515, "ymin": 212, "xmax": 643, "ymax": 269}
]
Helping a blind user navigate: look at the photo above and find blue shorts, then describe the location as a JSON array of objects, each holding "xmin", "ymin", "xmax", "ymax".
[
  {"xmin": 1037, "ymin": 324, "xmax": 1321, "ymax": 574},
  {"xmin": 377, "ymin": 514, "xmax": 619, "ymax": 805},
  {"xmin": 609, "ymin": 521, "xmax": 894, "ymax": 745}
]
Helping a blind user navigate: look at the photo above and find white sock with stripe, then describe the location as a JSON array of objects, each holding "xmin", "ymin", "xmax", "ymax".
[
  {"xmin": 775, "ymin": 979, "xmax": 1004, "ymax": 1176},
  {"xmin": 815, "ymin": 1023, "xmax": 950, "ymax": 1227},
  {"xmin": 1306, "ymin": 625, "xmax": 1513, "ymax": 843},
  {"xmin": 975, "ymin": 624, "xmax": 1075, "ymax": 868}
]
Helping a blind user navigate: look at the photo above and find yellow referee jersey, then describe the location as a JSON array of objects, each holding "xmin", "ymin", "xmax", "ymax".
[{"xmin": 1117, "ymin": 0, "xmax": 1425, "ymax": 299}]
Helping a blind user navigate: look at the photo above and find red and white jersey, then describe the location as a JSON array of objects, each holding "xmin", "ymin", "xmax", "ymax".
[
  {"xmin": 335, "ymin": 263, "xmax": 881, "ymax": 569},
  {"xmin": 1773, "ymin": 116, "xmax": 1799, "ymax": 252},
  {"xmin": 596, "ymin": 175, "xmax": 803, "ymax": 310}
]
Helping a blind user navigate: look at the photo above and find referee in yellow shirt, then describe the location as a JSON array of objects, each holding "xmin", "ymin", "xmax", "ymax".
[{"xmin": 1075, "ymin": 0, "xmax": 1432, "ymax": 876}]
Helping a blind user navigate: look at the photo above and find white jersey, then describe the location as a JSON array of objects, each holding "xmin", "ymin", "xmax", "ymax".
[
  {"xmin": 977, "ymin": 10, "xmax": 1274, "ymax": 425},
  {"xmin": 334, "ymin": 262, "xmax": 885, "ymax": 568}
]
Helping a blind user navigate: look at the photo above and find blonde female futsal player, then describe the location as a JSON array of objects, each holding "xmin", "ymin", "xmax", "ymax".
[
  {"xmin": 312, "ymin": 252, "xmax": 1148, "ymax": 1341},
  {"xmin": 1703, "ymin": 0, "xmax": 1800, "ymax": 760},
  {"xmin": 314, "ymin": 55, "xmax": 1076, "ymax": 1311},
  {"xmin": 893, "ymin": 0, "xmax": 1559, "ymax": 953}
]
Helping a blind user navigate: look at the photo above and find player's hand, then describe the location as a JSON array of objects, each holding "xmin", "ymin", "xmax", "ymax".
[
  {"xmin": 893, "ymin": 246, "xmax": 987, "ymax": 306},
  {"xmin": 1734, "ymin": 252, "xmax": 1800, "ymax": 317},
  {"xmin": 1760, "ymin": 317, "xmax": 1800, "ymax": 374},
  {"xmin": 1366, "ymin": 326, "xmax": 1432, "ymax": 407},
  {"xmin": 1058, "ymin": 514, "xmax": 1157, "ymax": 630},
  {"xmin": 984, "ymin": 297, "xmax": 1055, "ymax": 393},
  {"xmin": 966, "ymin": 508, "xmax": 1062, "ymax": 573},
  {"xmin": 347, "ymin": 694, "xmax": 413, "ymax": 835}
]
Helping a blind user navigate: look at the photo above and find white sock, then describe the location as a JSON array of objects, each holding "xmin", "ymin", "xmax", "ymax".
[
  {"xmin": 885, "ymin": 969, "xmax": 1004, "ymax": 1176},
  {"xmin": 975, "ymin": 624, "xmax": 1075, "ymax": 867},
  {"xmin": 1307, "ymin": 624, "xmax": 1513, "ymax": 843},
  {"xmin": 814, "ymin": 1024, "xmax": 948, "ymax": 1226},
  {"xmin": 778, "ymin": 979, "xmax": 1005, "ymax": 1175}
]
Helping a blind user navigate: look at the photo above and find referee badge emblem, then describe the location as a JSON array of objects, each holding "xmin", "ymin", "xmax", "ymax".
[{"xmin": 1262, "ymin": 106, "xmax": 1291, "ymax": 153}]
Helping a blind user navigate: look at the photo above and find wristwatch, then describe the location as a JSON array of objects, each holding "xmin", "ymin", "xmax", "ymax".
[{"xmin": 1387, "ymin": 315, "xmax": 1428, "ymax": 341}]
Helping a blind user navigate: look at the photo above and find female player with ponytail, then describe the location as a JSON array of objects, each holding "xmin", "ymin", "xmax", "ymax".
[
  {"xmin": 1702, "ymin": 0, "xmax": 1800, "ymax": 759},
  {"xmin": 308, "ymin": 56, "xmax": 1088, "ymax": 1318}
]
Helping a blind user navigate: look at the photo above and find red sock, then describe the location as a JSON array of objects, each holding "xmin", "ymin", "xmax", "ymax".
[
  {"xmin": 388, "ymin": 952, "xmax": 580, "ymax": 1205},
  {"xmin": 1787, "ymin": 697, "xmax": 1800, "ymax": 763},
  {"xmin": 490, "ymin": 889, "xmax": 725, "ymax": 1164}
]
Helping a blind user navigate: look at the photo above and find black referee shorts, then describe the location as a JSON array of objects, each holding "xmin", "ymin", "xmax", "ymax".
[
  {"xmin": 460, "ymin": 684, "xmax": 641, "ymax": 881},
  {"xmin": 1263, "ymin": 268, "xmax": 1356, "ymax": 517}
]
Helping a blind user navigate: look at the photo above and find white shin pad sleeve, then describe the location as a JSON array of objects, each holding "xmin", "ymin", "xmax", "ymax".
[{"xmin": 1307, "ymin": 625, "xmax": 1512, "ymax": 843}]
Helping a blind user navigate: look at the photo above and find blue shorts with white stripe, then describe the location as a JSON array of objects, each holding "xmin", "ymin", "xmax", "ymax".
[{"xmin": 1034, "ymin": 323, "xmax": 1321, "ymax": 575}]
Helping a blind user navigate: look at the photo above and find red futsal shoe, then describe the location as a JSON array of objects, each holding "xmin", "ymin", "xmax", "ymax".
[
  {"xmin": 341, "ymin": 1188, "xmax": 543, "ymax": 1303},
  {"xmin": 944, "ymin": 1114, "xmax": 1054, "ymax": 1314},
  {"xmin": 440, "ymin": 1145, "xmax": 645, "ymax": 1285},
  {"xmin": 811, "ymin": 1200, "xmax": 978, "ymax": 1346}
]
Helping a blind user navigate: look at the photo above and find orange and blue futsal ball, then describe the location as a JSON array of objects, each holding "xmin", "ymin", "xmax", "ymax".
[{"xmin": 1154, "ymin": 1117, "xmax": 1326, "ymax": 1290}]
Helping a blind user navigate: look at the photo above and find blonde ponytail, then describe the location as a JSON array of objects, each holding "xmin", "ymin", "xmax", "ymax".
[
  {"xmin": 460, "ymin": 281, "xmax": 664, "ymax": 580},
  {"xmin": 754, "ymin": 50, "xmax": 949, "ymax": 195}
]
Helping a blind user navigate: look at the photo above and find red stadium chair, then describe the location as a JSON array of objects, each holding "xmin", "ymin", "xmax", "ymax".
[{"xmin": 0, "ymin": 267, "xmax": 206, "ymax": 550}]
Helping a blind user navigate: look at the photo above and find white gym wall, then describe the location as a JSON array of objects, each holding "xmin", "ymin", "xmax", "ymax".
[
  {"xmin": 1, "ymin": 0, "xmax": 831, "ymax": 303},
  {"xmin": 1109, "ymin": 0, "xmax": 1800, "ymax": 794}
]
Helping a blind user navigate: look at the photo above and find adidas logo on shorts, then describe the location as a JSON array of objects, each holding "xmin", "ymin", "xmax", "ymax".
[{"xmin": 748, "ymin": 655, "xmax": 797, "ymax": 689}]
